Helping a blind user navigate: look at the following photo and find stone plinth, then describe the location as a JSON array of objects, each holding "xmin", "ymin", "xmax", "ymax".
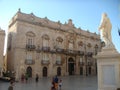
[{"xmin": 95, "ymin": 47, "xmax": 120, "ymax": 90}]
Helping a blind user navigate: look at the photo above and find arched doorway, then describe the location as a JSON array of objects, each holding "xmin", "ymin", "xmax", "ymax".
[
  {"xmin": 88, "ymin": 67, "xmax": 91, "ymax": 75},
  {"xmin": 80, "ymin": 67, "xmax": 83, "ymax": 75},
  {"xmin": 26, "ymin": 66, "xmax": 32, "ymax": 77},
  {"xmin": 43, "ymin": 67, "xmax": 47, "ymax": 77},
  {"xmin": 57, "ymin": 67, "xmax": 61, "ymax": 76},
  {"xmin": 68, "ymin": 58, "xmax": 75, "ymax": 75}
]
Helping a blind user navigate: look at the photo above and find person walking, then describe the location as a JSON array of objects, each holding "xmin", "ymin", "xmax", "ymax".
[
  {"xmin": 8, "ymin": 81, "xmax": 14, "ymax": 90},
  {"xmin": 35, "ymin": 74, "xmax": 39, "ymax": 83},
  {"xmin": 54, "ymin": 75, "xmax": 59, "ymax": 90},
  {"xmin": 21, "ymin": 74, "xmax": 25, "ymax": 83},
  {"xmin": 58, "ymin": 79, "xmax": 62, "ymax": 90},
  {"xmin": 25, "ymin": 73, "xmax": 28, "ymax": 83},
  {"xmin": 51, "ymin": 77, "xmax": 55, "ymax": 90}
]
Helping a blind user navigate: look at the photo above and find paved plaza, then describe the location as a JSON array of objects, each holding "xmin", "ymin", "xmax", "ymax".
[{"xmin": 0, "ymin": 76, "xmax": 97, "ymax": 90}]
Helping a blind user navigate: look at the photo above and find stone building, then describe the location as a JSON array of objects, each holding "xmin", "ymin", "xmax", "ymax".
[
  {"xmin": 7, "ymin": 10, "xmax": 101, "ymax": 80},
  {"xmin": 0, "ymin": 28, "xmax": 5, "ymax": 77}
]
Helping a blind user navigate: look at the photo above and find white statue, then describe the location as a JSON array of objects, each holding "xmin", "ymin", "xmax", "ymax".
[{"xmin": 98, "ymin": 13, "xmax": 114, "ymax": 48}]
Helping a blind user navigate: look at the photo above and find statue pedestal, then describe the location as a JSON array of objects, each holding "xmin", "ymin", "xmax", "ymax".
[{"xmin": 95, "ymin": 47, "xmax": 120, "ymax": 90}]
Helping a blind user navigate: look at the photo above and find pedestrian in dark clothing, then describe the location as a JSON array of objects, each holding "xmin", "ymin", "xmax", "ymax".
[
  {"xmin": 35, "ymin": 74, "xmax": 39, "ymax": 83},
  {"xmin": 51, "ymin": 77, "xmax": 55, "ymax": 90},
  {"xmin": 8, "ymin": 81, "xmax": 14, "ymax": 90},
  {"xmin": 54, "ymin": 75, "xmax": 59, "ymax": 90},
  {"xmin": 58, "ymin": 79, "xmax": 62, "ymax": 90},
  {"xmin": 25, "ymin": 73, "xmax": 28, "ymax": 83},
  {"xmin": 21, "ymin": 74, "xmax": 25, "ymax": 83}
]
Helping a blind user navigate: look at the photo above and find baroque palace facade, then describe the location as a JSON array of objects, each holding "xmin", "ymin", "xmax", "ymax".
[
  {"xmin": 7, "ymin": 9, "xmax": 101, "ymax": 79},
  {"xmin": 0, "ymin": 28, "xmax": 5, "ymax": 77}
]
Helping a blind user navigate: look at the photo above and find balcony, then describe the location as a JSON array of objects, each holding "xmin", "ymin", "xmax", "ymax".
[
  {"xmin": 41, "ymin": 46, "xmax": 50, "ymax": 52},
  {"xmin": 65, "ymin": 49, "xmax": 76, "ymax": 55},
  {"xmin": 50, "ymin": 49, "xmax": 56, "ymax": 54},
  {"xmin": 41, "ymin": 60, "xmax": 49, "ymax": 65},
  {"xmin": 25, "ymin": 59, "xmax": 35, "ymax": 65},
  {"xmin": 87, "ymin": 52, "xmax": 93, "ymax": 57},
  {"xmin": 26, "ymin": 44, "xmax": 36, "ymax": 51},
  {"xmin": 56, "ymin": 48, "xmax": 64, "ymax": 53},
  {"xmin": 77, "ymin": 51, "xmax": 84, "ymax": 55},
  {"xmin": 56, "ymin": 61, "xmax": 62, "ymax": 65},
  {"xmin": 79, "ymin": 62, "xmax": 84, "ymax": 65},
  {"xmin": 36, "ymin": 47, "xmax": 41, "ymax": 53},
  {"xmin": 87, "ymin": 62, "xmax": 92, "ymax": 66}
]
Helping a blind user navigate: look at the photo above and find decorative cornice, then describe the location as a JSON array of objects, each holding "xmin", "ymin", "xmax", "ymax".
[{"xmin": 8, "ymin": 11, "xmax": 100, "ymax": 40}]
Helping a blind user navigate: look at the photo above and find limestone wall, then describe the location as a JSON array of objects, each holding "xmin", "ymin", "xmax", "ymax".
[
  {"xmin": 7, "ymin": 10, "xmax": 101, "ymax": 79},
  {"xmin": 0, "ymin": 28, "xmax": 5, "ymax": 76}
]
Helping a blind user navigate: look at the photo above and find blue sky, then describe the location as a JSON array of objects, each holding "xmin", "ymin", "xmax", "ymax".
[{"xmin": 0, "ymin": 0, "xmax": 120, "ymax": 53}]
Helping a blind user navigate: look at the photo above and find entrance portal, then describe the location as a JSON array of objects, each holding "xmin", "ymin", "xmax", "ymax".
[
  {"xmin": 80, "ymin": 67, "xmax": 83, "ymax": 75},
  {"xmin": 68, "ymin": 58, "xmax": 75, "ymax": 75},
  {"xmin": 57, "ymin": 67, "xmax": 61, "ymax": 76},
  {"xmin": 26, "ymin": 66, "xmax": 32, "ymax": 77},
  {"xmin": 88, "ymin": 67, "xmax": 91, "ymax": 75},
  {"xmin": 43, "ymin": 67, "xmax": 47, "ymax": 77}
]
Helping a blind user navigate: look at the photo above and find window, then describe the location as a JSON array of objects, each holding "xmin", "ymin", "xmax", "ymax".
[
  {"xmin": 80, "ymin": 57, "xmax": 83, "ymax": 63},
  {"xmin": 43, "ymin": 39, "xmax": 49, "ymax": 47},
  {"xmin": 43, "ymin": 53, "xmax": 49, "ymax": 61},
  {"xmin": 42, "ymin": 34, "xmax": 49, "ymax": 47},
  {"xmin": 56, "ymin": 55, "xmax": 61, "ymax": 62},
  {"xmin": 26, "ymin": 52, "xmax": 33, "ymax": 64},
  {"xmin": 56, "ymin": 37, "xmax": 63, "ymax": 48},
  {"xmin": 56, "ymin": 55, "xmax": 61, "ymax": 64},
  {"xmin": 69, "ymin": 42, "xmax": 73, "ymax": 49},
  {"xmin": 68, "ymin": 35, "xmax": 74, "ymax": 49},
  {"xmin": 27, "ymin": 38, "xmax": 34, "ymax": 45},
  {"xmin": 78, "ymin": 41, "xmax": 83, "ymax": 47},
  {"xmin": 26, "ymin": 31, "xmax": 35, "ymax": 45}
]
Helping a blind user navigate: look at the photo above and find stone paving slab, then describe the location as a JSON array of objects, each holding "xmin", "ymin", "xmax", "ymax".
[{"xmin": 0, "ymin": 76, "xmax": 97, "ymax": 90}]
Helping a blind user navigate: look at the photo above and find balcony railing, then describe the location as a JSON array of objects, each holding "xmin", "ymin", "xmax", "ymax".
[
  {"xmin": 65, "ymin": 49, "xmax": 76, "ymax": 55},
  {"xmin": 36, "ymin": 47, "xmax": 41, "ymax": 53},
  {"xmin": 87, "ymin": 52, "xmax": 93, "ymax": 57},
  {"xmin": 56, "ymin": 61, "xmax": 62, "ymax": 65},
  {"xmin": 87, "ymin": 62, "xmax": 92, "ymax": 66},
  {"xmin": 41, "ymin": 46, "xmax": 50, "ymax": 52},
  {"xmin": 41, "ymin": 60, "xmax": 49, "ymax": 65},
  {"xmin": 56, "ymin": 48, "xmax": 64, "ymax": 53},
  {"xmin": 77, "ymin": 51, "xmax": 84, "ymax": 55},
  {"xmin": 50, "ymin": 49, "xmax": 56, "ymax": 53},
  {"xmin": 26, "ymin": 44, "xmax": 36, "ymax": 50},
  {"xmin": 79, "ymin": 62, "xmax": 84, "ymax": 65},
  {"xmin": 25, "ymin": 59, "xmax": 35, "ymax": 65}
]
